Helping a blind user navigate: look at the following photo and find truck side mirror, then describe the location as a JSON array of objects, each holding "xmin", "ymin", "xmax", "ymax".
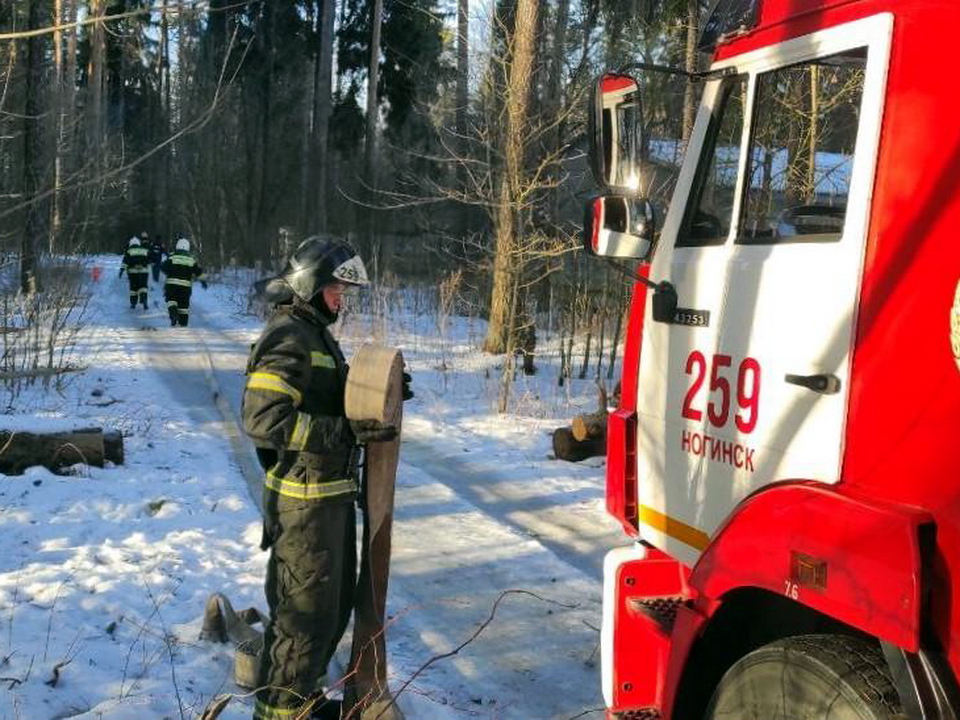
[
  {"xmin": 588, "ymin": 73, "xmax": 644, "ymax": 192},
  {"xmin": 583, "ymin": 195, "xmax": 657, "ymax": 260}
]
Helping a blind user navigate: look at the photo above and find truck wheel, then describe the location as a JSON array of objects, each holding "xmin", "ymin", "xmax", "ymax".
[{"xmin": 704, "ymin": 634, "xmax": 902, "ymax": 719}]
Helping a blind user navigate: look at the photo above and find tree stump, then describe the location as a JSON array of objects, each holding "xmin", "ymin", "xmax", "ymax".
[
  {"xmin": 572, "ymin": 410, "xmax": 608, "ymax": 442},
  {"xmin": 0, "ymin": 428, "xmax": 124, "ymax": 475},
  {"xmin": 552, "ymin": 426, "xmax": 605, "ymax": 462}
]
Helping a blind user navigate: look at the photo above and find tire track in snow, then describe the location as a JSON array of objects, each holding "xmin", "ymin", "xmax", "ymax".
[{"xmin": 400, "ymin": 439, "xmax": 622, "ymax": 583}]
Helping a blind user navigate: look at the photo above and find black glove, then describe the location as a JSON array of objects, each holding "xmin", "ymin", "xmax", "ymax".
[
  {"xmin": 350, "ymin": 419, "xmax": 398, "ymax": 444},
  {"xmin": 402, "ymin": 371, "xmax": 414, "ymax": 401},
  {"xmin": 201, "ymin": 280, "xmax": 208, "ymax": 290}
]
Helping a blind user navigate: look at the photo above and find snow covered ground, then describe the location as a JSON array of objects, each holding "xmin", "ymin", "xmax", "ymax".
[{"xmin": 0, "ymin": 256, "xmax": 624, "ymax": 720}]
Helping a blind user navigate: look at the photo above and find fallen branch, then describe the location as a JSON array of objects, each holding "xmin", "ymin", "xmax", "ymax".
[
  {"xmin": 198, "ymin": 695, "xmax": 232, "ymax": 720},
  {"xmin": 0, "ymin": 364, "xmax": 86, "ymax": 380},
  {"xmin": 44, "ymin": 659, "xmax": 69, "ymax": 687},
  {"xmin": 563, "ymin": 708, "xmax": 606, "ymax": 719},
  {"xmin": 379, "ymin": 589, "xmax": 578, "ymax": 719}
]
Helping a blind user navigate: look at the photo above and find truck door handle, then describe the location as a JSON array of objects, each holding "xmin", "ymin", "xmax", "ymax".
[{"xmin": 784, "ymin": 373, "xmax": 841, "ymax": 395}]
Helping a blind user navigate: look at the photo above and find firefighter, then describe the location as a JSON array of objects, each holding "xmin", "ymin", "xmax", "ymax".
[
  {"xmin": 161, "ymin": 237, "xmax": 206, "ymax": 327},
  {"xmin": 241, "ymin": 237, "xmax": 409, "ymax": 720},
  {"xmin": 147, "ymin": 235, "xmax": 166, "ymax": 284},
  {"xmin": 119, "ymin": 236, "xmax": 150, "ymax": 309}
]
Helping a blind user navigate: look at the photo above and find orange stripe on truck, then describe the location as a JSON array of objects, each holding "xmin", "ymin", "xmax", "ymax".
[{"xmin": 639, "ymin": 505, "xmax": 710, "ymax": 551}]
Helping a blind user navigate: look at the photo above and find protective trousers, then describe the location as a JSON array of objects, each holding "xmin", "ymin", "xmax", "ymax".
[
  {"xmin": 164, "ymin": 285, "xmax": 192, "ymax": 326},
  {"xmin": 253, "ymin": 498, "xmax": 356, "ymax": 720},
  {"xmin": 128, "ymin": 273, "xmax": 148, "ymax": 308}
]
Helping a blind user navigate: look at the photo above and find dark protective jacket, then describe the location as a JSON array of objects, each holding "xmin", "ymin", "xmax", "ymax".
[
  {"xmin": 161, "ymin": 251, "xmax": 204, "ymax": 289},
  {"xmin": 121, "ymin": 245, "xmax": 150, "ymax": 274},
  {"xmin": 147, "ymin": 242, "xmax": 166, "ymax": 265},
  {"xmin": 241, "ymin": 298, "xmax": 358, "ymax": 507}
]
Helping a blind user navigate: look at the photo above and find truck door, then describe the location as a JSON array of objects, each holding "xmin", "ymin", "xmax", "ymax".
[{"xmin": 636, "ymin": 15, "xmax": 893, "ymax": 566}]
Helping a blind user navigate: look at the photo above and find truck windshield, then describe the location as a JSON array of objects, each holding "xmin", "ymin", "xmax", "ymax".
[{"xmin": 739, "ymin": 48, "xmax": 868, "ymax": 244}]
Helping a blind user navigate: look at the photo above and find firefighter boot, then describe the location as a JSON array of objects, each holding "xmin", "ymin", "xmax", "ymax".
[{"xmin": 168, "ymin": 306, "xmax": 178, "ymax": 327}]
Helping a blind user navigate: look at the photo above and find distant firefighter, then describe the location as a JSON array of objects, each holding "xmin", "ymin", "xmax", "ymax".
[
  {"xmin": 147, "ymin": 235, "xmax": 166, "ymax": 284},
  {"xmin": 119, "ymin": 236, "xmax": 150, "ymax": 309},
  {"xmin": 161, "ymin": 237, "xmax": 207, "ymax": 327}
]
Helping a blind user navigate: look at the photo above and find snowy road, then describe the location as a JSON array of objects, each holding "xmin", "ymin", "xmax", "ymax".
[{"xmin": 0, "ymin": 259, "xmax": 622, "ymax": 720}]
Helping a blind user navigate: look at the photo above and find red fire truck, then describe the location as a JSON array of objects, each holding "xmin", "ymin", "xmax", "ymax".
[{"xmin": 583, "ymin": 0, "xmax": 960, "ymax": 717}]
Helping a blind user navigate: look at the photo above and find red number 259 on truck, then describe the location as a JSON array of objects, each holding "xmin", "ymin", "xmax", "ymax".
[{"xmin": 583, "ymin": 0, "xmax": 960, "ymax": 717}]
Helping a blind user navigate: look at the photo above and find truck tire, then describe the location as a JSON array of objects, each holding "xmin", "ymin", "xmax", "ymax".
[{"xmin": 704, "ymin": 634, "xmax": 903, "ymax": 720}]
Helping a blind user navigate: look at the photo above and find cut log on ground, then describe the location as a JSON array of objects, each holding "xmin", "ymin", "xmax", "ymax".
[
  {"xmin": 0, "ymin": 428, "xmax": 124, "ymax": 475},
  {"xmin": 572, "ymin": 409, "xmax": 607, "ymax": 442},
  {"xmin": 552, "ymin": 426, "xmax": 605, "ymax": 462}
]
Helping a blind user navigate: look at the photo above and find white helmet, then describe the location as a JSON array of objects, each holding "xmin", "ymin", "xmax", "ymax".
[
  {"xmin": 175, "ymin": 238, "xmax": 191, "ymax": 252},
  {"xmin": 128, "ymin": 236, "xmax": 140, "ymax": 248}
]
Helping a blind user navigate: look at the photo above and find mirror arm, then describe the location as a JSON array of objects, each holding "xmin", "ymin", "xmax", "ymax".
[
  {"xmin": 601, "ymin": 259, "xmax": 679, "ymax": 324},
  {"xmin": 615, "ymin": 62, "xmax": 738, "ymax": 83},
  {"xmin": 602, "ymin": 257, "xmax": 660, "ymax": 291}
]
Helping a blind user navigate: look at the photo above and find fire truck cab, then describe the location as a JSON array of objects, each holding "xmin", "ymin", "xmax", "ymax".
[{"xmin": 584, "ymin": 0, "xmax": 960, "ymax": 717}]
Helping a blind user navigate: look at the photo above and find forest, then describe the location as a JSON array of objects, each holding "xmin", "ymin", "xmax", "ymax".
[{"xmin": 0, "ymin": 0, "xmax": 703, "ymax": 409}]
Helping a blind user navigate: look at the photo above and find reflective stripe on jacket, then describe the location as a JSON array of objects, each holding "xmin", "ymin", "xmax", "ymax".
[
  {"xmin": 122, "ymin": 246, "xmax": 150, "ymax": 274},
  {"xmin": 161, "ymin": 251, "xmax": 205, "ymax": 289}
]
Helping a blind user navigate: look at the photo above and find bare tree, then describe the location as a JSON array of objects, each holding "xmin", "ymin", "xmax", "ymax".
[
  {"xmin": 364, "ymin": 0, "xmax": 384, "ymax": 274},
  {"xmin": 311, "ymin": 0, "xmax": 336, "ymax": 233},
  {"xmin": 483, "ymin": 0, "xmax": 539, "ymax": 355},
  {"xmin": 455, "ymin": 0, "xmax": 468, "ymax": 190},
  {"xmin": 87, "ymin": 0, "xmax": 105, "ymax": 165},
  {"xmin": 22, "ymin": 0, "xmax": 50, "ymax": 294},
  {"xmin": 51, "ymin": 0, "xmax": 63, "ymax": 254},
  {"xmin": 682, "ymin": 0, "xmax": 700, "ymax": 141}
]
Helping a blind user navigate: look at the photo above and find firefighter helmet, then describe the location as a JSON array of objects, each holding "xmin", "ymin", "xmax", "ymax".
[
  {"xmin": 175, "ymin": 238, "xmax": 191, "ymax": 252},
  {"xmin": 280, "ymin": 237, "xmax": 369, "ymax": 304},
  {"xmin": 128, "ymin": 236, "xmax": 140, "ymax": 248}
]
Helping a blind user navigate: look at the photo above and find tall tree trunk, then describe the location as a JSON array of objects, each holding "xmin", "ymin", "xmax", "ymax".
[
  {"xmin": 59, "ymin": 0, "xmax": 78, "ymax": 251},
  {"xmin": 51, "ymin": 0, "xmax": 63, "ymax": 255},
  {"xmin": 312, "ymin": 0, "xmax": 336, "ymax": 234},
  {"xmin": 455, "ymin": 0, "xmax": 468, "ymax": 188},
  {"xmin": 0, "ymin": 22, "xmax": 17, "ymax": 211},
  {"xmin": 547, "ymin": 0, "xmax": 570, "ymax": 221},
  {"xmin": 364, "ymin": 0, "xmax": 384, "ymax": 273},
  {"xmin": 161, "ymin": 0, "xmax": 172, "ymax": 241},
  {"xmin": 250, "ymin": 0, "xmax": 275, "ymax": 261},
  {"xmin": 682, "ymin": 0, "xmax": 700, "ymax": 142},
  {"xmin": 87, "ymin": 0, "xmax": 105, "ymax": 164},
  {"xmin": 23, "ymin": 0, "xmax": 50, "ymax": 294},
  {"xmin": 483, "ymin": 0, "xmax": 538, "ymax": 354},
  {"xmin": 806, "ymin": 65, "xmax": 820, "ymax": 202},
  {"xmin": 298, "ymin": 1, "xmax": 316, "ymax": 232},
  {"xmin": 175, "ymin": 0, "xmax": 188, "ymax": 237}
]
